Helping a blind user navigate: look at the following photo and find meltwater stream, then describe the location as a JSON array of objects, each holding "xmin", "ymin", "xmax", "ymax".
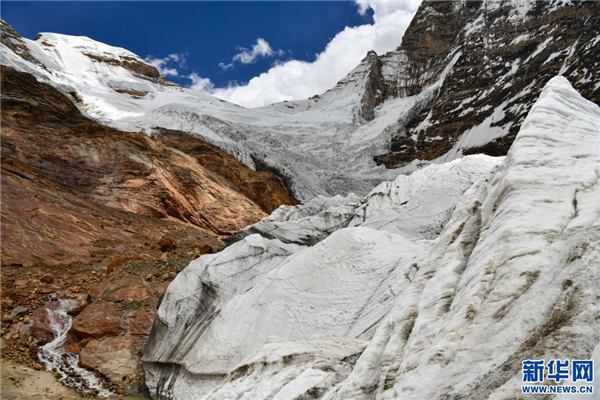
[{"xmin": 37, "ymin": 298, "xmax": 113, "ymax": 398}]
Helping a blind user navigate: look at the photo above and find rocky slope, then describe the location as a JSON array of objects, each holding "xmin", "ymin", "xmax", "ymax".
[
  {"xmin": 1, "ymin": 64, "xmax": 293, "ymax": 266},
  {"xmin": 2, "ymin": 2, "xmax": 598, "ymax": 201},
  {"xmin": 144, "ymin": 77, "xmax": 600, "ymax": 399},
  {"xmin": 373, "ymin": 0, "xmax": 600, "ymax": 166},
  {"xmin": 0, "ymin": 63, "xmax": 292, "ymax": 396}
]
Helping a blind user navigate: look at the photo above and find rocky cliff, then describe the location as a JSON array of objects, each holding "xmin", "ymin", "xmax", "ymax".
[{"xmin": 372, "ymin": 0, "xmax": 600, "ymax": 166}]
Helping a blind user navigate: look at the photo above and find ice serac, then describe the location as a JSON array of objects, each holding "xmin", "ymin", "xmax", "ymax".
[
  {"xmin": 141, "ymin": 156, "xmax": 498, "ymax": 396},
  {"xmin": 142, "ymin": 156, "xmax": 500, "ymax": 399},
  {"xmin": 144, "ymin": 77, "xmax": 600, "ymax": 399},
  {"xmin": 334, "ymin": 76, "xmax": 600, "ymax": 399}
]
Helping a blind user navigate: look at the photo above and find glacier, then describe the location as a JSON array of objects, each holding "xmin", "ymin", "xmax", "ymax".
[
  {"xmin": 143, "ymin": 76, "xmax": 600, "ymax": 399},
  {"xmin": 0, "ymin": 19, "xmax": 462, "ymax": 202},
  {"xmin": 2, "ymin": 0, "xmax": 597, "ymax": 202},
  {"xmin": 1, "ymin": 2, "xmax": 598, "ymax": 397}
]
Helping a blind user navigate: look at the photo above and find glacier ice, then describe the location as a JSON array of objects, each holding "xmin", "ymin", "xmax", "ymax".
[
  {"xmin": 143, "ymin": 76, "xmax": 600, "ymax": 399},
  {"xmin": 1, "ymin": 15, "xmax": 598, "ymax": 400},
  {"xmin": 0, "ymin": 26, "xmax": 460, "ymax": 202}
]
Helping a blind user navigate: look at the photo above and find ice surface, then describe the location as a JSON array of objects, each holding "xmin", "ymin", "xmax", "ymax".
[{"xmin": 144, "ymin": 77, "xmax": 600, "ymax": 399}]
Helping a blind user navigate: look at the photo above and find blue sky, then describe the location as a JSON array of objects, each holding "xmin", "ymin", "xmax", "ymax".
[
  {"xmin": 1, "ymin": 1, "xmax": 420, "ymax": 107},
  {"xmin": 2, "ymin": 2, "xmax": 369, "ymax": 87}
]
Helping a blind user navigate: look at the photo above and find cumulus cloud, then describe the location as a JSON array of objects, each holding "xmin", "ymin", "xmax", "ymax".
[
  {"xmin": 188, "ymin": 72, "xmax": 215, "ymax": 92},
  {"xmin": 189, "ymin": 1, "xmax": 422, "ymax": 108},
  {"xmin": 145, "ymin": 53, "xmax": 187, "ymax": 77},
  {"xmin": 219, "ymin": 38, "xmax": 284, "ymax": 70}
]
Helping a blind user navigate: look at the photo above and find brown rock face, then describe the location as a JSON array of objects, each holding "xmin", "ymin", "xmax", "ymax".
[
  {"xmin": 0, "ymin": 66, "xmax": 293, "ymax": 267},
  {"xmin": 79, "ymin": 335, "xmax": 143, "ymax": 381},
  {"xmin": 155, "ymin": 130, "xmax": 296, "ymax": 213},
  {"xmin": 0, "ymin": 59, "xmax": 295, "ymax": 390},
  {"xmin": 371, "ymin": 1, "xmax": 600, "ymax": 167},
  {"xmin": 71, "ymin": 303, "xmax": 122, "ymax": 339}
]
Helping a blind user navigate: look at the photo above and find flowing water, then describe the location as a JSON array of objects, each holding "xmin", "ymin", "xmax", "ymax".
[{"xmin": 37, "ymin": 298, "xmax": 113, "ymax": 397}]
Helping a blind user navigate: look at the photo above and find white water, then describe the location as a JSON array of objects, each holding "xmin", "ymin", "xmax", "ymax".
[{"xmin": 37, "ymin": 299, "xmax": 113, "ymax": 398}]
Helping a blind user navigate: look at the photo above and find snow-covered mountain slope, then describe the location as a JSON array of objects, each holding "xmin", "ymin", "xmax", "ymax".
[
  {"xmin": 4, "ymin": 1, "xmax": 596, "ymax": 202},
  {"xmin": 143, "ymin": 76, "xmax": 599, "ymax": 399},
  {"xmin": 0, "ymin": 19, "xmax": 404, "ymax": 201}
]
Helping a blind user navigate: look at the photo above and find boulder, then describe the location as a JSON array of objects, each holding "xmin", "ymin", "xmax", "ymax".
[
  {"xmin": 66, "ymin": 293, "xmax": 90, "ymax": 316},
  {"xmin": 12, "ymin": 306, "xmax": 28, "ymax": 316},
  {"xmin": 106, "ymin": 254, "xmax": 142, "ymax": 275},
  {"xmin": 104, "ymin": 275, "xmax": 155, "ymax": 303},
  {"xmin": 79, "ymin": 335, "xmax": 141, "ymax": 381},
  {"xmin": 158, "ymin": 235, "xmax": 176, "ymax": 252},
  {"xmin": 71, "ymin": 302, "xmax": 122, "ymax": 338},
  {"xmin": 1, "ymin": 297, "xmax": 14, "ymax": 308},
  {"xmin": 127, "ymin": 310, "xmax": 154, "ymax": 336}
]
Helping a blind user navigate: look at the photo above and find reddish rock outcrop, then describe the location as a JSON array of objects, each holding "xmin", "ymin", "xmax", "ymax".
[
  {"xmin": 1, "ymin": 66, "xmax": 293, "ymax": 266},
  {"xmin": 66, "ymin": 294, "xmax": 91, "ymax": 316},
  {"xmin": 127, "ymin": 311, "xmax": 154, "ymax": 337},
  {"xmin": 156, "ymin": 130, "xmax": 296, "ymax": 213},
  {"xmin": 71, "ymin": 303, "xmax": 122, "ymax": 339},
  {"xmin": 0, "ymin": 61, "xmax": 295, "ymax": 392},
  {"xmin": 79, "ymin": 335, "xmax": 143, "ymax": 381}
]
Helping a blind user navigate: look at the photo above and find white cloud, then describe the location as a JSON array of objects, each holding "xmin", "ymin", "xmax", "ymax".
[
  {"xmin": 188, "ymin": 72, "xmax": 214, "ymax": 92},
  {"xmin": 355, "ymin": 0, "xmax": 422, "ymax": 17},
  {"xmin": 218, "ymin": 62, "xmax": 234, "ymax": 71},
  {"xmin": 189, "ymin": 1, "xmax": 422, "ymax": 108},
  {"xmin": 145, "ymin": 53, "xmax": 187, "ymax": 77},
  {"xmin": 219, "ymin": 38, "xmax": 284, "ymax": 70}
]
